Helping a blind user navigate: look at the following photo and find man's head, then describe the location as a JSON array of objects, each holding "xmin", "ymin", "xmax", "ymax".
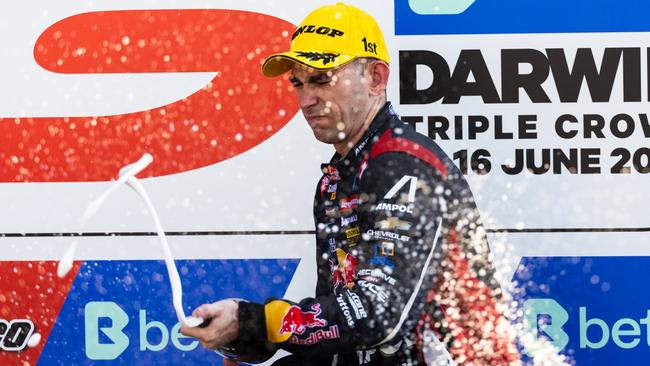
[{"xmin": 262, "ymin": 3, "xmax": 390, "ymax": 154}]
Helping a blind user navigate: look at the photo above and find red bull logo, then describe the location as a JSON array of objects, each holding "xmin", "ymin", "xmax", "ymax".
[
  {"xmin": 324, "ymin": 166, "xmax": 341, "ymax": 181},
  {"xmin": 279, "ymin": 304, "xmax": 327, "ymax": 335},
  {"xmin": 331, "ymin": 249, "xmax": 358, "ymax": 289}
]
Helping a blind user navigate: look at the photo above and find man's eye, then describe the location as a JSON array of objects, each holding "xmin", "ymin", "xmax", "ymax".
[{"xmin": 315, "ymin": 79, "xmax": 331, "ymax": 85}]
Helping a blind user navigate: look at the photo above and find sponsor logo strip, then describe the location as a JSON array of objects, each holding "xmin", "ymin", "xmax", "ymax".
[{"xmin": 38, "ymin": 259, "xmax": 297, "ymax": 364}]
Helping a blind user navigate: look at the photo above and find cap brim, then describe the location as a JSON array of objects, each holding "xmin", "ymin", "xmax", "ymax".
[{"xmin": 262, "ymin": 51, "xmax": 355, "ymax": 77}]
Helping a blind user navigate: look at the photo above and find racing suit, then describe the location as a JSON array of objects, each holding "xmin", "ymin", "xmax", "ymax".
[{"xmin": 237, "ymin": 102, "xmax": 519, "ymax": 365}]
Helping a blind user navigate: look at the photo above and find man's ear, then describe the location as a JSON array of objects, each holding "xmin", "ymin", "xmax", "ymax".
[{"xmin": 368, "ymin": 61, "xmax": 390, "ymax": 96}]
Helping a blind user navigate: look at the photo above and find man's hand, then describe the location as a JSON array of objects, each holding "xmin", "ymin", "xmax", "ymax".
[{"xmin": 180, "ymin": 299, "xmax": 239, "ymax": 350}]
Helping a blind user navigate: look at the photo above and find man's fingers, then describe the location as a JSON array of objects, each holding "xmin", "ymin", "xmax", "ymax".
[
  {"xmin": 193, "ymin": 303, "xmax": 221, "ymax": 319},
  {"xmin": 180, "ymin": 322, "xmax": 202, "ymax": 338},
  {"xmin": 180, "ymin": 299, "xmax": 239, "ymax": 350}
]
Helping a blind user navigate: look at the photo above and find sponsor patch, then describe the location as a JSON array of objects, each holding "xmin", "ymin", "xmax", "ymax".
[
  {"xmin": 324, "ymin": 165, "xmax": 341, "ymax": 181},
  {"xmin": 340, "ymin": 196, "xmax": 361, "ymax": 212},
  {"xmin": 328, "ymin": 237, "xmax": 337, "ymax": 253},
  {"xmin": 332, "ymin": 249, "xmax": 357, "ymax": 289},
  {"xmin": 336, "ymin": 296, "xmax": 356, "ymax": 327},
  {"xmin": 357, "ymin": 269, "xmax": 397, "ymax": 286},
  {"xmin": 375, "ymin": 217, "xmax": 412, "ymax": 231},
  {"xmin": 320, "ymin": 176, "xmax": 330, "ymax": 196},
  {"xmin": 345, "ymin": 291, "xmax": 368, "ymax": 320},
  {"xmin": 384, "ymin": 175, "xmax": 418, "ymax": 202},
  {"xmin": 358, "ymin": 280, "xmax": 389, "ymax": 303},
  {"xmin": 279, "ymin": 304, "xmax": 327, "ymax": 336},
  {"xmin": 370, "ymin": 242, "xmax": 396, "ymax": 269},
  {"xmin": 324, "ymin": 206, "xmax": 338, "ymax": 218},
  {"xmin": 373, "ymin": 202, "xmax": 414, "ymax": 214},
  {"xmin": 345, "ymin": 227, "xmax": 361, "ymax": 240},
  {"xmin": 366, "ymin": 229, "xmax": 411, "ymax": 242},
  {"xmin": 292, "ymin": 25, "xmax": 344, "ymax": 40},
  {"xmin": 341, "ymin": 215, "xmax": 358, "ymax": 227},
  {"xmin": 289, "ymin": 326, "xmax": 340, "ymax": 345}
]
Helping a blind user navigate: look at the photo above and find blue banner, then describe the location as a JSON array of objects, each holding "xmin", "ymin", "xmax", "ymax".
[
  {"xmin": 513, "ymin": 256, "xmax": 650, "ymax": 365},
  {"xmin": 38, "ymin": 259, "xmax": 299, "ymax": 365},
  {"xmin": 395, "ymin": 0, "xmax": 650, "ymax": 35}
]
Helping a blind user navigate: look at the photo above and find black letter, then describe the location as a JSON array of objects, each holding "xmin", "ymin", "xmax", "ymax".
[
  {"xmin": 427, "ymin": 116, "xmax": 450, "ymax": 140},
  {"xmin": 443, "ymin": 50, "xmax": 501, "ymax": 104},
  {"xmin": 610, "ymin": 114, "xmax": 635, "ymax": 138},
  {"xmin": 399, "ymin": 50, "xmax": 451, "ymax": 104},
  {"xmin": 639, "ymin": 114, "xmax": 650, "ymax": 137},
  {"xmin": 468, "ymin": 115, "xmax": 489, "ymax": 139},
  {"xmin": 583, "ymin": 114, "xmax": 606, "ymax": 138},
  {"xmin": 581, "ymin": 148, "xmax": 601, "ymax": 174},
  {"xmin": 526, "ymin": 149, "xmax": 551, "ymax": 174},
  {"xmin": 316, "ymin": 27, "xmax": 331, "ymax": 35},
  {"xmin": 502, "ymin": 149, "xmax": 524, "ymax": 175},
  {"xmin": 553, "ymin": 148, "xmax": 578, "ymax": 174},
  {"xmin": 494, "ymin": 115, "xmax": 514, "ymax": 139},
  {"xmin": 548, "ymin": 48, "xmax": 622, "ymax": 103},
  {"xmin": 518, "ymin": 115, "xmax": 538, "ymax": 139},
  {"xmin": 622, "ymin": 48, "xmax": 641, "ymax": 102},
  {"xmin": 329, "ymin": 29, "xmax": 344, "ymax": 37},
  {"xmin": 402, "ymin": 116, "xmax": 423, "ymax": 130},
  {"xmin": 556, "ymin": 114, "xmax": 579, "ymax": 139},
  {"xmin": 501, "ymin": 49, "xmax": 551, "ymax": 103}
]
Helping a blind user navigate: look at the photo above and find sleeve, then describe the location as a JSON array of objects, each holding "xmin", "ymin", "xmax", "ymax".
[{"xmin": 237, "ymin": 151, "xmax": 448, "ymax": 355}]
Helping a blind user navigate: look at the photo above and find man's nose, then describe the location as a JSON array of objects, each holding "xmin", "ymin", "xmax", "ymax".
[{"xmin": 298, "ymin": 88, "xmax": 318, "ymax": 110}]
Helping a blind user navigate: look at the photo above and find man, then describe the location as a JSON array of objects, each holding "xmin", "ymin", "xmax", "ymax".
[{"xmin": 182, "ymin": 3, "xmax": 519, "ymax": 365}]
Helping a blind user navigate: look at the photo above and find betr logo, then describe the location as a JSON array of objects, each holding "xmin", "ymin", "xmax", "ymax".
[
  {"xmin": 84, "ymin": 301, "xmax": 198, "ymax": 360},
  {"xmin": 85, "ymin": 302, "xmax": 130, "ymax": 360},
  {"xmin": 524, "ymin": 298, "xmax": 650, "ymax": 354},
  {"xmin": 523, "ymin": 299, "xmax": 570, "ymax": 355}
]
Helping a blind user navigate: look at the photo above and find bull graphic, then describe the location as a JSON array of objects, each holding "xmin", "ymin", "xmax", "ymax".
[{"xmin": 280, "ymin": 304, "xmax": 327, "ymax": 335}]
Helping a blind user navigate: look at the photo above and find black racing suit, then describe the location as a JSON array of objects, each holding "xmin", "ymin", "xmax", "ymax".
[{"xmin": 237, "ymin": 103, "xmax": 518, "ymax": 365}]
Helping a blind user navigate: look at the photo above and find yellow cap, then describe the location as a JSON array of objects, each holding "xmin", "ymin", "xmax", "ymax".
[{"xmin": 262, "ymin": 2, "xmax": 390, "ymax": 77}]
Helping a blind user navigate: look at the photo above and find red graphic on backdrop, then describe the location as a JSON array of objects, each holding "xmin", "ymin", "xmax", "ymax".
[
  {"xmin": 0, "ymin": 10, "xmax": 298, "ymax": 182},
  {"xmin": 0, "ymin": 261, "xmax": 81, "ymax": 365}
]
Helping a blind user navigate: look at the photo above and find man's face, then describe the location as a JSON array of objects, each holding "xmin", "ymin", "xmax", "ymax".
[{"xmin": 289, "ymin": 61, "xmax": 373, "ymax": 146}]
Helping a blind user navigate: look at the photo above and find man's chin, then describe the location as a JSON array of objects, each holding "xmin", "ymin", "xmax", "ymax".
[{"xmin": 312, "ymin": 130, "xmax": 341, "ymax": 145}]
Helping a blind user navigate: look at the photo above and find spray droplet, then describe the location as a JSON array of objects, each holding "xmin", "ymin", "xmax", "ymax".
[{"xmin": 27, "ymin": 333, "xmax": 41, "ymax": 348}]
